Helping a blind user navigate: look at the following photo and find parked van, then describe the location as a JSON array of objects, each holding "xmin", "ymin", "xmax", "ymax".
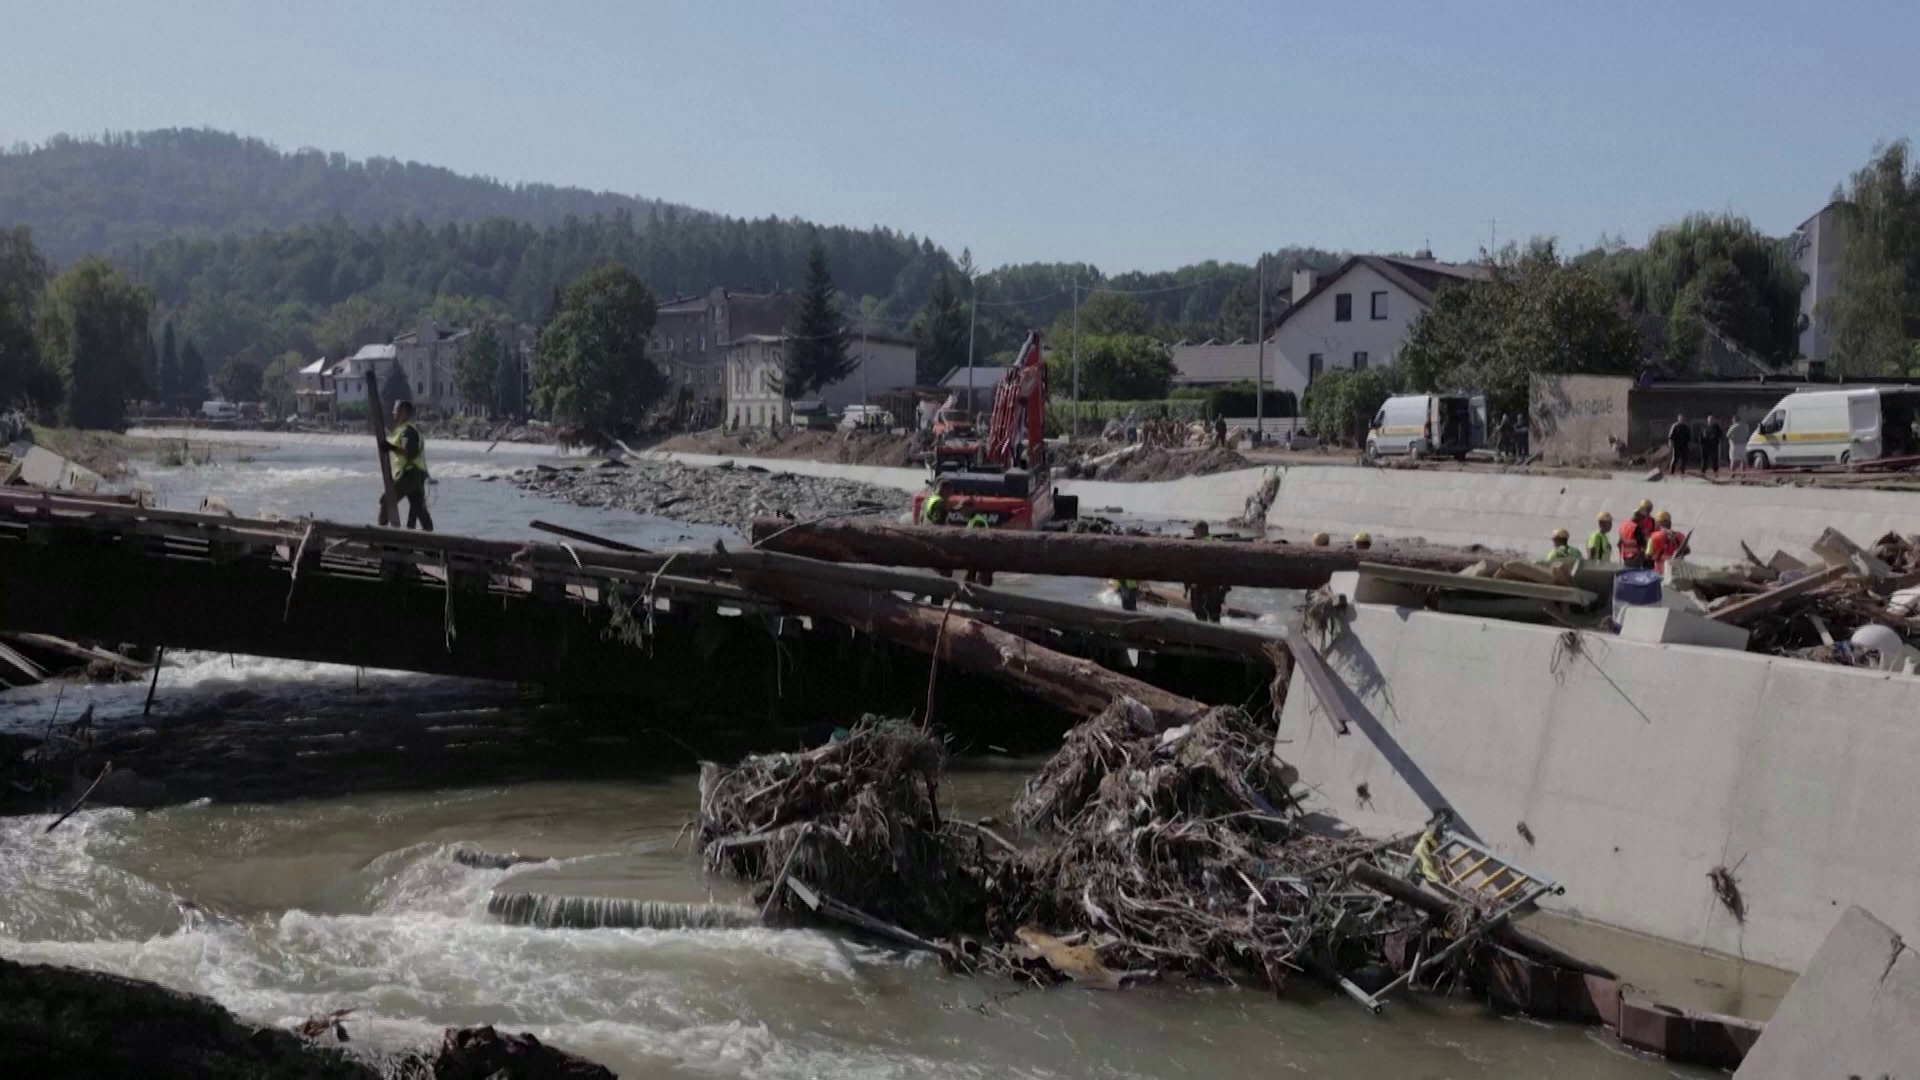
[
  {"xmin": 200, "ymin": 400, "xmax": 239, "ymax": 421},
  {"xmin": 1744, "ymin": 388, "xmax": 1920, "ymax": 468},
  {"xmin": 1366, "ymin": 393, "xmax": 1485, "ymax": 459},
  {"xmin": 839, "ymin": 404, "xmax": 895, "ymax": 431}
]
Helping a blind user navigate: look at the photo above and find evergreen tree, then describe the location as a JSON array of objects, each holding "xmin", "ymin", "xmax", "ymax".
[
  {"xmin": 0, "ymin": 225, "xmax": 56, "ymax": 415},
  {"xmin": 178, "ymin": 339, "xmax": 208, "ymax": 407},
  {"xmin": 494, "ymin": 338, "xmax": 525, "ymax": 419},
  {"xmin": 1824, "ymin": 141, "xmax": 1920, "ymax": 375},
  {"xmin": 456, "ymin": 322, "xmax": 503, "ymax": 413},
  {"xmin": 910, "ymin": 272, "xmax": 970, "ymax": 385},
  {"xmin": 782, "ymin": 242, "xmax": 851, "ymax": 398},
  {"xmin": 156, "ymin": 320, "xmax": 179, "ymax": 412},
  {"xmin": 382, "ymin": 359, "xmax": 412, "ymax": 407}
]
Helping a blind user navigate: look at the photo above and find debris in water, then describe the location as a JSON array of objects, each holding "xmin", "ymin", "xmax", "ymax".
[{"xmin": 1708, "ymin": 863, "xmax": 1747, "ymax": 925}]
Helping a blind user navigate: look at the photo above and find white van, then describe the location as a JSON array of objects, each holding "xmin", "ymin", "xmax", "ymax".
[
  {"xmin": 200, "ymin": 400, "xmax": 239, "ymax": 421},
  {"xmin": 839, "ymin": 404, "xmax": 894, "ymax": 431},
  {"xmin": 1745, "ymin": 388, "xmax": 1920, "ymax": 468},
  {"xmin": 1366, "ymin": 393, "xmax": 1485, "ymax": 459}
]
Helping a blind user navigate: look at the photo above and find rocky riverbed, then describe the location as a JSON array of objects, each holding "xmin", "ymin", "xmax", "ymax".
[{"xmin": 509, "ymin": 457, "xmax": 910, "ymax": 533}]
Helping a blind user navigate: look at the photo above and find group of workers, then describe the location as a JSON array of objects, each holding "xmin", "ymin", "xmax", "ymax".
[{"xmin": 1544, "ymin": 498, "xmax": 1688, "ymax": 571}]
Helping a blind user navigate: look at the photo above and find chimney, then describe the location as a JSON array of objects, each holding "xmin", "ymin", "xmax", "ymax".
[{"xmin": 1291, "ymin": 269, "xmax": 1319, "ymax": 304}]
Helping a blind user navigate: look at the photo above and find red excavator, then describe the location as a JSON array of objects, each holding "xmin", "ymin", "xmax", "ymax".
[{"xmin": 911, "ymin": 331, "xmax": 1077, "ymax": 529}]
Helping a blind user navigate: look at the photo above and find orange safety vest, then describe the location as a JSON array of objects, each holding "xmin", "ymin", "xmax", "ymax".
[
  {"xmin": 1649, "ymin": 529, "xmax": 1687, "ymax": 571},
  {"xmin": 1617, "ymin": 519, "xmax": 1642, "ymax": 561}
]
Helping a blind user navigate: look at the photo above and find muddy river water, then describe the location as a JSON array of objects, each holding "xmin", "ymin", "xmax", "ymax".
[{"xmin": 0, "ymin": 436, "xmax": 1712, "ymax": 1077}]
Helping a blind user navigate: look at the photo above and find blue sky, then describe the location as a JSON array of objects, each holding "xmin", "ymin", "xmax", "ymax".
[{"xmin": 3, "ymin": 0, "xmax": 1914, "ymax": 271}]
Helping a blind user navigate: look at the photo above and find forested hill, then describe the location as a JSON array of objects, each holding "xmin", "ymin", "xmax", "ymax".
[{"xmin": 0, "ymin": 129, "xmax": 692, "ymax": 265}]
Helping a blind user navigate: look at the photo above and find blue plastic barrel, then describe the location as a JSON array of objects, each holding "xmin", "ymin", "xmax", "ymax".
[{"xmin": 1611, "ymin": 569, "xmax": 1663, "ymax": 628}]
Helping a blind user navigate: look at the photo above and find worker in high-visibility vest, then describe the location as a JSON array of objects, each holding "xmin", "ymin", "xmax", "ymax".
[
  {"xmin": 384, "ymin": 399, "xmax": 434, "ymax": 532},
  {"xmin": 1545, "ymin": 527, "xmax": 1578, "ymax": 561},
  {"xmin": 963, "ymin": 510, "xmax": 994, "ymax": 586},
  {"xmin": 1618, "ymin": 498, "xmax": 1653, "ymax": 569},
  {"xmin": 920, "ymin": 490, "xmax": 949, "ymax": 525},
  {"xmin": 1647, "ymin": 510, "xmax": 1689, "ymax": 572},
  {"xmin": 1587, "ymin": 511, "xmax": 1614, "ymax": 562}
]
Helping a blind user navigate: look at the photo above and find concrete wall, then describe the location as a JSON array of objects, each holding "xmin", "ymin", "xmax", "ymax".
[
  {"xmin": 1267, "ymin": 464, "xmax": 1920, "ymax": 565},
  {"xmin": 1278, "ymin": 603, "xmax": 1920, "ymax": 972},
  {"xmin": 1531, "ymin": 374, "xmax": 1630, "ymax": 465},
  {"xmin": 1734, "ymin": 906, "xmax": 1920, "ymax": 1078}
]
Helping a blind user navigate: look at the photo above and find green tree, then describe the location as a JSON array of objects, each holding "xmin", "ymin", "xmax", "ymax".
[
  {"xmin": 0, "ymin": 225, "xmax": 57, "ymax": 414},
  {"xmin": 381, "ymin": 359, "xmax": 412, "ymax": 407},
  {"xmin": 532, "ymin": 263, "xmax": 663, "ymax": 430},
  {"xmin": 1303, "ymin": 367, "xmax": 1395, "ymax": 448},
  {"xmin": 1602, "ymin": 214, "xmax": 1803, "ymax": 369},
  {"xmin": 457, "ymin": 322, "xmax": 503, "ymax": 412},
  {"xmin": 218, "ymin": 346, "xmax": 266, "ymax": 403},
  {"xmin": 1823, "ymin": 141, "xmax": 1920, "ymax": 375},
  {"xmin": 1044, "ymin": 334, "xmax": 1174, "ymax": 400},
  {"xmin": 909, "ymin": 271, "xmax": 969, "ymax": 384},
  {"xmin": 259, "ymin": 352, "xmax": 301, "ymax": 416},
  {"xmin": 156, "ymin": 320, "xmax": 180, "ymax": 413},
  {"xmin": 178, "ymin": 339, "xmax": 208, "ymax": 407},
  {"xmin": 782, "ymin": 242, "xmax": 852, "ymax": 398},
  {"xmin": 494, "ymin": 338, "xmax": 526, "ymax": 419},
  {"xmin": 36, "ymin": 258, "xmax": 155, "ymax": 429},
  {"xmin": 1399, "ymin": 240, "xmax": 1638, "ymax": 416}
]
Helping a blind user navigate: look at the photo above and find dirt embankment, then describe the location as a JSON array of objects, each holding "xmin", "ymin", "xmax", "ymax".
[
  {"xmin": 512, "ymin": 458, "xmax": 908, "ymax": 533},
  {"xmin": 1059, "ymin": 443, "xmax": 1254, "ymax": 483},
  {"xmin": 656, "ymin": 428, "xmax": 926, "ymax": 468}
]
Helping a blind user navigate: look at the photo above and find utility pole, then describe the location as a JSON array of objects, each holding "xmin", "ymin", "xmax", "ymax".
[
  {"xmin": 1070, "ymin": 279, "xmax": 1081, "ymax": 440},
  {"xmin": 1254, "ymin": 254, "xmax": 1265, "ymax": 442},
  {"xmin": 965, "ymin": 292, "xmax": 977, "ymax": 418}
]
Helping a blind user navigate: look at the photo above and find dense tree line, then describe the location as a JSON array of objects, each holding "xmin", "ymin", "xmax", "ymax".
[
  {"xmin": 1822, "ymin": 141, "xmax": 1920, "ymax": 375},
  {"xmin": 0, "ymin": 129, "xmax": 686, "ymax": 266},
  {"xmin": 0, "ymin": 228, "xmax": 164, "ymax": 426}
]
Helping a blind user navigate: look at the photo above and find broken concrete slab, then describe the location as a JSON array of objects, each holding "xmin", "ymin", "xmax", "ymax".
[{"xmin": 1734, "ymin": 906, "xmax": 1920, "ymax": 1079}]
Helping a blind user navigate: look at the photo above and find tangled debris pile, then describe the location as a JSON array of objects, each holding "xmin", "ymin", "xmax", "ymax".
[
  {"xmin": 511, "ymin": 458, "xmax": 904, "ymax": 533},
  {"xmin": 699, "ymin": 703, "xmax": 1492, "ymax": 1001},
  {"xmin": 1692, "ymin": 528, "xmax": 1920, "ymax": 666}
]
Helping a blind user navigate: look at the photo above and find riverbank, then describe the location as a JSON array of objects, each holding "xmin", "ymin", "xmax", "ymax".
[{"xmin": 511, "ymin": 456, "xmax": 911, "ymax": 533}]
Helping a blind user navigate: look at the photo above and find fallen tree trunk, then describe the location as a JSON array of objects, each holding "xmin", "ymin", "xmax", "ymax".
[
  {"xmin": 748, "ymin": 518, "xmax": 1488, "ymax": 589},
  {"xmin": 735, "ymin": 571, "xmax": 1209, "ymax": 728},
  {"xmin": 722, "ymin": 548, "xmax": 1281, "ymax": 660}
]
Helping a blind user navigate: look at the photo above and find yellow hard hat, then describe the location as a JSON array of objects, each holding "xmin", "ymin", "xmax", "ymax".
[
  {"xmin": 1551, "ymin": 527, "xmax": 1570, "ymax": 542},
  {"xmin": 1654, "ymin": 509, "xmax": 1672, "ymax": 525},
  {"xmin": 1311, "ymin": 532, "xmax": 1331, "ymax": 547},
  {"xmin": 1636, "ymin": 498, "xmax": 1654, "ymax": 514},
  {"xmin": 1353, "ymin": 532, "xmax": 1371, "ymax": 544},
  {"xmin": 1596, "ymin": 510, "xmax": 1613, "ymax": 523}
]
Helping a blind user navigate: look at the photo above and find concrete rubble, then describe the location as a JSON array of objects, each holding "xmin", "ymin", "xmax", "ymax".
[
  {"xmin": 510, "ymin": 456, "xmax": 905, "ymax": 532},
  {"xmin": 1734, "ymin": 907, "xmax": 1920, "ymax": 1079}
]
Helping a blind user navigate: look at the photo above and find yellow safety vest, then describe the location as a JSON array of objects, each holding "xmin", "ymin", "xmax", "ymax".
[
  {"xmin": 921, "ymin": 495, "xmax": 946, "ymax": 524},
  {"xmin": 390, "ymin": 421, "xmax": 428, "ymax": 477},
  {"xmin": 966, "ymin": 514, "xmax": 991, "ymax": 528},
  {"xmin": 1586, "ymin": 529, "xmax": 1612, "ymax": 562}
]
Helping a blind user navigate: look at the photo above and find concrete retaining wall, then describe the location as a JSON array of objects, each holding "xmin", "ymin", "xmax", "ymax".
[
  {"xmin": 1279, "ymin": 603, "xmax": 1920, "ymax": 973},
  {"xmin": 1269, "ymin": 465, "xmax": 1920, "ymax": 565},
  {"xmin": 1734, "ymin": 906, "xmax": 1920, "ymax": 1078}
]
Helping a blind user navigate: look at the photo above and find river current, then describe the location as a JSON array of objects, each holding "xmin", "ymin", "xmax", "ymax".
[{"xmin": 0, "ymin": 434, "xmax": 1707, "ymax": 1078}]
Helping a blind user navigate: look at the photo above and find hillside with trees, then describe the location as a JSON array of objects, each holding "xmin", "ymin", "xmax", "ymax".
[{"xmin": 0, "ymin": 129, "xmax": 690, "ymax": 266}]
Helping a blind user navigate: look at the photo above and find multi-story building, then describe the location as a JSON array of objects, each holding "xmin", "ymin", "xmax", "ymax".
[
  {"xmin": 725, "ymin": 332, "xmax": 917, "ymax": 428},
  {"xmin": 329, "ymin": 344, "xmax": 396, "ymax": 407},
  {"xmin": 654, "ymin": 287, "xmax": 793, "ymax": 422},
  {"xmin": 391, "ymin": 317, "xmax": 473, "ymax": 413},
  {"xmin": 1791, "ymin": 202, "xmax": 1844, "ymax": 365}
]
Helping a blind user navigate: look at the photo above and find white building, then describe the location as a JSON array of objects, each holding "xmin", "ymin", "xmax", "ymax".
[
  {"xmin": 1170, "ymin": 256, "xmax": 1488, "ymax": 398},
  {"xmin": 1791, "ymin": 201, "xmax": 1844, "ymax": 364},
  {"xmin": 330, "ymin": 344, "xmax": 396, "ymax": 407},
  {"xmin": 725, "ymin": 333, "xmax": 917, "ymax": 428},
  {"xmin": 290, "ymin": 357, "xmax": 334, "ymax": 416}
]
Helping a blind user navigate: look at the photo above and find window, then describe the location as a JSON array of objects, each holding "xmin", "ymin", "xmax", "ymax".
[
  {"xmin": 1308, "ymin": 353, "xmax": 1324, "ymax": 379},
  {"xmin": 1334, "ymin": 293, "xmax": 1352, "ymax": 322},
  {"xmin": 1371, "ymin": 291, "xmax": 1388, "ymax": 320},
  {"xmin": 1352, "ymin": 352, "xmax": 1369, "ymax": 371},
  {"xmin": 699, "ymin": 332, "xmax": 706, "ymax": 352}
]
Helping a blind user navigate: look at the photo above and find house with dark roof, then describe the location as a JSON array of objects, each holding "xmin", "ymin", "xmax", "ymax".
[{"xmin": 1171, "ymin": 255, "xmax": 1488, "ymax": 397}]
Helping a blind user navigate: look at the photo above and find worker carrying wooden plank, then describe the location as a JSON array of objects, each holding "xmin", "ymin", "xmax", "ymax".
[{"xmin": 384, "ymin": 399, "xmax": 434, "ymax": 532}]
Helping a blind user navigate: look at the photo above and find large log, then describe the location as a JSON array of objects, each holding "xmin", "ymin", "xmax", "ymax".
[
  {"xmin": 721, "ymin": 548, "xmax": 1280, "ymax": 660},
  {"xmin": 736, "ymin": 571, "xmax": 1209, "ymax": 728},
  {"xmin": 363, "ymin": 368, "xmax": 399, "ymax": 527},
  {"xmin": 747, "ymin": 518, "xmax": 1488, "ymax": 589}
]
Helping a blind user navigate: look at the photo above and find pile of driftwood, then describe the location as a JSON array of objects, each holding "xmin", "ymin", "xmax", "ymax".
[
  {"xmin": 699, "ymin": 700, "xmax": 1488, "ymax": 1003},
  {"xmin": 1695, "ymin": 528, "xmax": 1920, "ymax": 665}
]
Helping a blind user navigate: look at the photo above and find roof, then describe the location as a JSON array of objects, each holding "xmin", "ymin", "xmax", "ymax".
[
  {"xmin": 349, "ymin": 344, "xmax": 397, "ymax": 362},
  {"xmin": 296, "ymin": 358, "xmax": 329, "ymax": 376},
  {"xmin": 1270, "ymin": 255, "xmax": 1489, "ymax": 333},
  {"xmin": 655, "ymin": 295, "xmax": 709, "ymax": 315},
  {"xmin": 940, "ymin": 365, "xmax": 1009, "ymax": 388}
]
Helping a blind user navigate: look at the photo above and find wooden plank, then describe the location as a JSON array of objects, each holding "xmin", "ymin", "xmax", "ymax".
[
  {"xmin": 1, "ymin": 633, "xmax": 150, "ymax": 673},
  {"xmin": 1355, "ymin": 562, "xmax": 1597, "ymax": 605},
  {"xmin": 530, "ymin": 520, "xmax": 651, "ymax": 554},
  {"xmin": 1705, "ymin": 564, "xmax": 1851, "ymax": 625},
  {"xmin": 1284, "ymin": 626, "xmax": 1358, "ymax": 735},
  {"xmin": 0, "ymin": 641, "xmax": 45, "ymax": 685},
  {"xmin": 364, "ymin": 364, "xmax": 400, "ymax": 526},
  {"xmin": 1810, "ymin": 527, "xmax": 1893, "ymax": 587}
]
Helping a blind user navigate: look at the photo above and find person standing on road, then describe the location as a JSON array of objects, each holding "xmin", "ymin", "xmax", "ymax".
[
  {"xmin": 1726, "ymin": 415, "xmax": 1750, "ymax": 472},
  {"xmin": 1668, "ymin": 414, "xmax": 1692, "ymax": 475},
  {"xmin": 385, "ymin": 400, "xmax": 434, "ymax": 532},
  {"xmin": 1213, "ymin": 415, "xmax": 1228, "ymax": 449},
  {"xmin": 1701, "ymin": 415, "xmax": 1725, "ymax": 475}
]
